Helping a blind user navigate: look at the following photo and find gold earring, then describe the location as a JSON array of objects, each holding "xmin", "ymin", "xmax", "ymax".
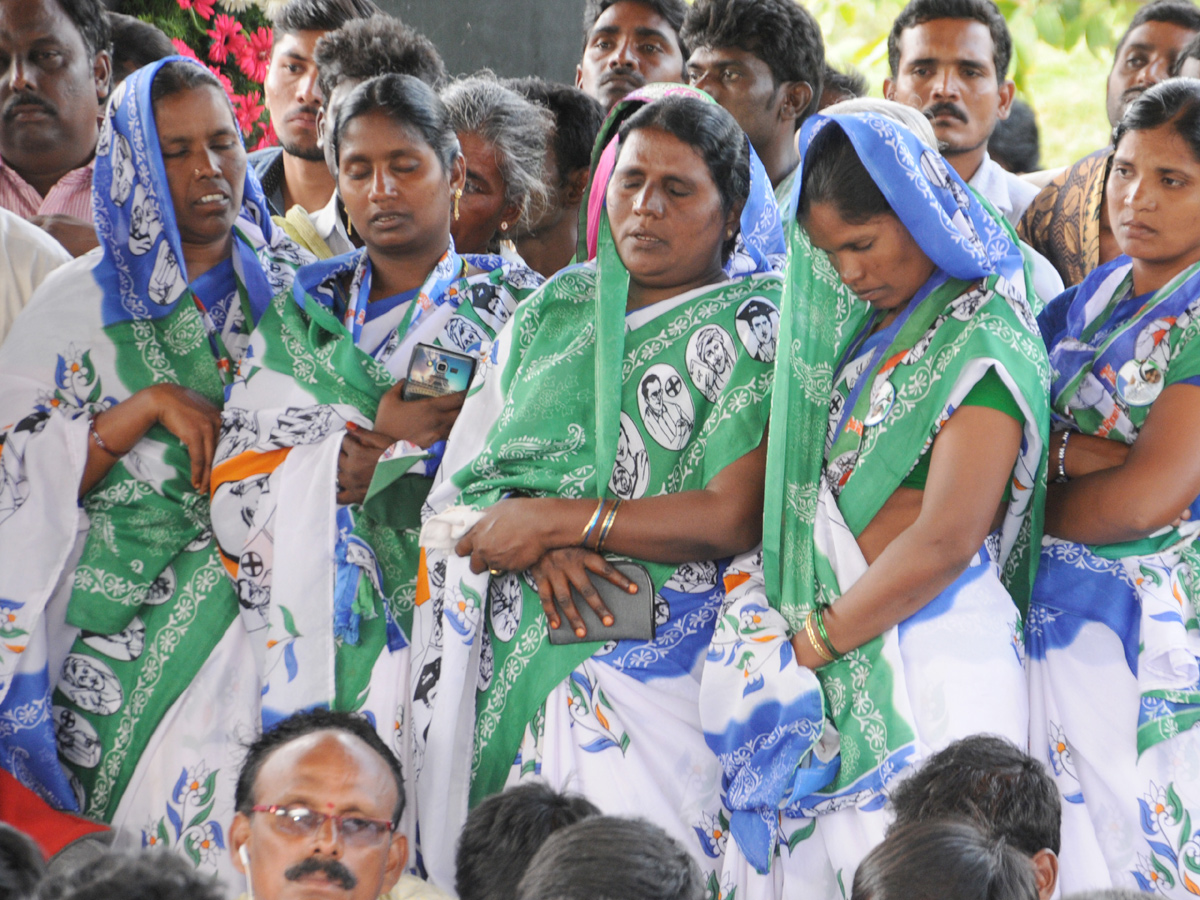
[
  {"xmin": 347, "ymin": 216, "xmax": 352, "ymax": 237},
  {"xmin": 453, "ymin": 187, "xmax": 462, "ymax": 221}
]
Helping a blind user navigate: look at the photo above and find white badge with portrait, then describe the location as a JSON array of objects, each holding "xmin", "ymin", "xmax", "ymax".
[{"xmin": 1116, "ymin": 358, "xmax": 1164, "ymax": 407}]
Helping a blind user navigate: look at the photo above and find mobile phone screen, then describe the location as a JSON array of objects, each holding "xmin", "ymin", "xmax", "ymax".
[{"xmin": 403, "ymin": 344, "xmax": 477, "ymax": 400}]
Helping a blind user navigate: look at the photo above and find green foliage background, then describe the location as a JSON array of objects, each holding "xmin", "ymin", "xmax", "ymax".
[{"xmin": 809, "ymin": 0, "xmax": 1134, "ymax": 167}]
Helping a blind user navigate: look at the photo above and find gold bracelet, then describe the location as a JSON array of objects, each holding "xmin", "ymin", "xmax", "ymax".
[
  {"xmin": 814, "ymin": 607, "xmax": 842, "ymax": 661},
  {"xmin": 579, "ymin": 499, "xmax": 606, "ymax": 547},
  {"xmin": 595, "ymin": 499, "xmax": 622, "ymax": 553},
  {"xmin": 804, "ymin": 611, "xmax": 835, "ymax": 664}
]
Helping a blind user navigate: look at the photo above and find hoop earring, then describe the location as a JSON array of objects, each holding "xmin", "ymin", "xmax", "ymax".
[
  {"xmin": 500, "ymin": 221, "xmax": 509, "ymax": 233},
  {"xmin": 453, "ymin": 187, "xmax": 462, "ymax": 221}
]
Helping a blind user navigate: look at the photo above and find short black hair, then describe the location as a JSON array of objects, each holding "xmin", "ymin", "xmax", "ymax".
[
  {"xmin": 1115, "ymin": 76, "xmax": 1200, "ymax": 165},
  {"xmin": 1173, "ymin": 31, "xmax": 1200, "ymax": 73},
  {"xmin": 821, "ymin": 63, "xmax": 868, "ymax": 106},
  {"xmin": 315, "ymin": 14, "xmax": 446, "ymax": 103},
  {"xmin": 988, "ymin": 97, "xmax": 1040, "ymax": 173},
  {"xmin": 271, "ymin": 0, "xmax": 383, "ymax": 39},
  {"xmin": 455, "ymin": 783, "xmax": 600, "ymax": 900},
  {"xmin": 334, "ymin": 73, "xmax": 461, "ymax": 172},
  {"xmin": 681, "ymin": 0, "xmax": 825, "ymax": 122},
  {"xmin": 0, "ymin": 824, "xmax": 44, "ymax": 900},
  {"xmin": 55, "ymin": 0, "xmax": 112, "ymax": 59},
  {"xmin": 34, "ymin": 850, "xmax": 223, "ymax": 900},
  {"xmin": 582, "ymin": 0, "xmax": 689, "ymax": 58},
  {"xmin": 107, "ymin": 14, "xmax": 174, "ymax": 81},
  {"xmin": 618, "ymin": 95, "xmax": 750, "ymax": 259},
  {"xmin": 888, "ymin": 0, "xmax": 1012, "ymax": 81},
  {"xmin": 515, "ymin": 816, "xmax": 704, "ymax": 900},
  {"xmin": 234, "ymin": 708, "xmax": 406, "ymax": 827},
  {"xmin": 888, "ymin": 735, "xmax": 1061, "ymax": 857},
  {"xmin": 852, "ymin": 819, "xmax": 1038, "ymax": 900},
  {"xmin": 1115, "ymin": 0, "xmax": 1200, "ymax": 58},
  {"xmin": 799, "ymin": 120, "xmax": 893, "ymax": 225},
  {"xmin": 504, "ymin": 77, "xmax": 605, "ymax": 182}
]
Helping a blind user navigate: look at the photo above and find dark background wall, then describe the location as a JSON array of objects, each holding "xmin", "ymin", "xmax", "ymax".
[{"xmin": 378, "ymin": 0, "xmax": 582, "ymax": 84}]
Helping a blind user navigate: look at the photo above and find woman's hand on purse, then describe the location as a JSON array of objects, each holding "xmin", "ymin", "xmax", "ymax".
[
  {"xmin": 373, "ymin": 380, "xmax": 465, "ymax": 447},
  {"xmin": 336, "ymin": 427, "xmax": 394, "ymax": 505},
  {"xmin": 530, "ymin": 547, "xmax": 635, "ymax": 638}
]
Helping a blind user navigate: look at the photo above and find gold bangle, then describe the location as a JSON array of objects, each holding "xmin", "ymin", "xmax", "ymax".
[
  {"xmin": 595, "ymin": 499, "xmax": 621, "ymax": 553},
  {"xmin": 579, "ymin": 499, "xmax": 606, "ymax": 547},
  {"xmin": 814, "ymin": 607, "xmax": 842, "ymax": 661},
  {"xmin": 804, "ymin": 611, "xmax": 835, "ymax": 664}
]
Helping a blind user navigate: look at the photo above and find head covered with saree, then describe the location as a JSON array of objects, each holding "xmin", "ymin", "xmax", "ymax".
[{"xmin": 580, "ymin": 82, "xmax": 786, "ymax": 276}]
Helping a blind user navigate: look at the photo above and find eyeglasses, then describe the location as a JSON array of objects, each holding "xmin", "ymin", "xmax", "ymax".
[{"xmin": 251, "ymin": 805, "xmax": 395, "ymax": 846}]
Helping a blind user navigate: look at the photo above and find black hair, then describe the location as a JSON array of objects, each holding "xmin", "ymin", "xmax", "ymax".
[
  {"xmin": 55, "ymin": 0, "xmax": 112, "ymax": 59},
  {"xmin": 887, "ymin": 0, "xmax": 1012, "ymax": 81},
  {"xmin": 582, "ymin": 0, "xmax": 689, "ymax": 64},
  {"xmin": 1173, "ymin": 31, "xmax": 1200, "ymax": 74},
  {"xmin": 315, "ymin": 14, "xmax": 446, "ymax": 103},
  {"xmin": 0, "ymin": 824, "xmax": 44, "ymax": 900},
  {"xmin": 504, "ymin": 77, "xmax": 605, "ymax": 183},
  {"xmin": 851, "ymin": 819, "xmax": 1039, "ymax": 900},
  {"xmin": 271, "ymin": 0, "xmax": 382, "ymax": 39},
  {"xmin": 514, "ymin": 816, "xmax": 704, "ymax": 900},
  {"xmin": 888, "ymin": 735, "xmax": 1061, "ymax": 857},
  {"xmin": 1056, "ymin": 892, "xmax": 1146, "ymax": 900},
  {"xmin": 680, "ymin": 0, "xmax": 825, "ymax": 123},
  {"xmin": 234, "ymin": 708, "xmax": 406, "ymax": 827},
  {"xmin": 617, "ymin": 95, "xmax": 750, "ymax": 259},
  {"xmin": 107, "ymin": 13, "xmax": 174, "ymax": 82},
  {"xmin": 333, "ymin": 73, "xmax": 461, "ymax": 172},
  {"xmin": 149, "ymin": 59, "xmax": 225, "ymax": 106},
  {"xmin": 798, "ymin": 121, "xmax": 892, "ymax": 225},
  {"xmin": 1114, "ymin": 76, "xmax": 1200, "ymax": 164},
  {"xmin": 988, "ymin": 97, "xmax": 1041, "ymax": 173},
  {"xmin": 1115, "ymin": 0, "xmax": 1200, "ymax": 58},
  {"xmin": 455, "ymin": 783, "xmax": 601, "ymax": 900},
  {"xmin": 34, "ymin": 850, "xmax": 223, "ymax": 900},
  {"xmin": 821, "ymin": 63, "xmax": 868, "ymax": 106}
]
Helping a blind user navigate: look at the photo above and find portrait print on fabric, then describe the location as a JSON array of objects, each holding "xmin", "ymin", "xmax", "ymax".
[
  {"xmin": 610, "ymin": 412, "xmax": 650, "ymax": 499},
  {"xmin": 735, "ymin": 297, "xmax": 780, "ymax": 363},
  {"xmin": 637, "ymin": 364, "xmax": 694, "ymax": 451},
  {"xmin": 686, "ymin": 324, "xmax": 738, "ymax": 402}
]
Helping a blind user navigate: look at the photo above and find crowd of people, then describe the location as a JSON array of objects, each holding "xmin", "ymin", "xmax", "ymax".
[{"xmin": 2, "ymin": 0, "xmax": 1200, "ymax": 896}]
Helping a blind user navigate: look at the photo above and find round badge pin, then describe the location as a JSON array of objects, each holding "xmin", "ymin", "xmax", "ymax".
[
  {"xmin": 863, "ymin": 380, "xmax": 896, "ymax": 427},
  {"xmin": 1116, "ymin": 358, "xmax": 1164, "ymax": 407}
]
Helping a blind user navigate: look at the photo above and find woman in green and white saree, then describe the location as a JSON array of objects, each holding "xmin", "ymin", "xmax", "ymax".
[
  {"xmin": 0, "ymin": 57, "xmax": 307, "ymax": 882},
  {"xmin": 1026, "ymin": 79, "xmax": 1200, "ymax": 897},
  {"xmin": 208, "ymin": 73, "xmax": 542, "ymax": 854},
  {"xmin": 411, "ymin": 92, "xmax": 783, "ymax": 891},
  {"xmin": 699, "ymin": 103, "xmax": 1050, "ymax": 900}
]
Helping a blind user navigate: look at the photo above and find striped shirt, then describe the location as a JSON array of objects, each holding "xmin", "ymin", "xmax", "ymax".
[{"xmin": 0, "ymin": 155, "xmax": 94, "ymax": 222}]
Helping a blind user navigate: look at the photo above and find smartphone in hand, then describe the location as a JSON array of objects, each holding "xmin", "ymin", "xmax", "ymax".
[{"xmin": 402, "ymin": 343, "xmax": 478, "ymax": 400}]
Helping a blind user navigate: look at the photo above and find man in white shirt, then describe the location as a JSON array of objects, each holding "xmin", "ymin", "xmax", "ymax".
[
  {"xmin": 884, "ymin": 0, "xmax": 1063, "ymax": 302},
  {"xmin": 0, "ymin": 207, "xmax": 70, "ymax": 344}
]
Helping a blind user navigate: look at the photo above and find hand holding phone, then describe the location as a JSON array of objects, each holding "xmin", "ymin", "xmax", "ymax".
[
  {"xmin": 402, "ymin": 343, "xmax": 477, "ymax": 400},
  {"xmin": 374, "ymin": 379, "xmax": 465, "ymax": 448}
]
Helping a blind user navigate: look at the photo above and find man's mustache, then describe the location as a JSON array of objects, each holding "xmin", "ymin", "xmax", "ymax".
[
  {"xmin": 3, "ymin": 93, "xmax": 57, "ymax": 122},
  {"xmin": 284, "ymin": 856, "xmax": 358, "ymax": 890},
  {"xmin": 600, "ymin": 68, "xmax": 644, "ymax": 88},
  {"xmin": 924, "ymin": 101, "xmax": 969, "ymax": 123}
]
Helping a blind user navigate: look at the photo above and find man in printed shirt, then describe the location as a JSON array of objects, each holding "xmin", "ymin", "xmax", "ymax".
[{"xmin": 0, "ymin": 0, "xmax": 111, "ymax": 257}]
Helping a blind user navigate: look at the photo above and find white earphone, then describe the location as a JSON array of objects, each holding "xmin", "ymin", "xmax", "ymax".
[{"xmin": 240, "ymin": 845, "xmax": 254, "ymax": 900}]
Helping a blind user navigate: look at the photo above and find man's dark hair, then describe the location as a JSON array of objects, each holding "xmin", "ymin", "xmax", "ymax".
[
  {"xmin": 504, "ymin": 78, "xmax": 605, "ymax": 184},
  {"xmin": 107, "ymin": 14, "xmax": 173, "ymax": 81},
  {"xmin": 582, "ymin": 0, "xmax": 689, "ymax": 59},
  {"xmin": 515, "ymin": 816, "xmax": 704, "ymax": 900},
  {"xmin": 1173, "ymin": 30, "xmax": 1200, "ymax": 73},
  {"xmin": 1115, "ymin": 0, "xmax": 1200, "ymax": 58},
  {"xmin": 852, "ymin": 819, "xmax": 1037, "ymax": 900},
  {"xmin": 1115, "ymin": 77, "xmax": 1200, "ymax": 165},
  {"xmin": 887, "ymin": 0, "xmax": 1012, "ymax": 81},
  {"xmin": 888, "ymin": 735, "xmax": 1061, "ymax": 857},
  {"xmin": 680, "ymin": 0, "xmax": 825, "ymax": 122},
  {"xmin": 0, "ymin": 824, "xmax": 44, "ymax": 900},
  {"xmin": 271, "ymin": 0, "xmax": 382, "ymax": 39},
  {"xmin": 988, "ymin": 97, "xmax": 1040, "ymax": 173},
  {"xmin": 822, "ymin": 63, "xmax": 868, "ymax": 104},
  {"xmin": 234, "ymin": 708, "xmax": 406, "ymax": 827},
  {"xmin": 54, "ymin": 0, "xmax": 112, "ymax": 59},
  {"xmin": 34, "ymin": 850, "xmax": 222, "ymax": 900},
  {"xmin": 315, "ymin": 14, "xmax": 446, "ymax": 102},
  {"xmin": 455, "ymin": 783, "xmax": 600, "ymax": 900}
]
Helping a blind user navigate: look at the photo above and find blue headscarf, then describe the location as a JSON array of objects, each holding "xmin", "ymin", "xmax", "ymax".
[{"xmin": 91, "ymin": 57, "xmax": 306, "ymax": 328}]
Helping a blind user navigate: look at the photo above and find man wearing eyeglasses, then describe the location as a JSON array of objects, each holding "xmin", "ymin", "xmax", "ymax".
[{"xmin": 229, "ymin": 708, "xmax": 449, "ymax": 900}]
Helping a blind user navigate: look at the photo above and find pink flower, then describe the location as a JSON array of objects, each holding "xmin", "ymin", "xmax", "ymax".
[
  {"xmin": 176, "ymin": 0, "xmax": 215, "ymax": 19},
  {"xmin": 253, "ymin": 119, "xmax": 278, "ymax": 152},
  {"xmin": 206, "ymin": 65, "xmax": 236, "ymax": 100},
  {"xmin": 236, "ymin": 26, "xmax": 272, "ymax": 84},
  {"xmin": 232, "ymin": 91, "xmax": 264, "ymax": 136},
  {"xmin": 206, "ymin": 14, "xmax": 245, "ymax": 64},
  {"xmin": 171, "ymin": 38, "xmax": 200, "ymax": 61}
]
